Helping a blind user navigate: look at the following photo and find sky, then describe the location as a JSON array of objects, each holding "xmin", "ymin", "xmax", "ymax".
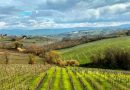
[{"xmin": 0, "ymin": 0, "xmax": 130, "ymax": 29}]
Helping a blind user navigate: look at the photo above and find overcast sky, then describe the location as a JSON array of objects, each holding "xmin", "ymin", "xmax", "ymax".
[{"xmin": 0, "ymin": 0, "xmax": 130, "ymax": 29}]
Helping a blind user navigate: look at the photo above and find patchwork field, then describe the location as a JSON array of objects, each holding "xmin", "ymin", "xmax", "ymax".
[{"xmin": 60, "ymin": 36, "xmax": 130, "ymax": 64}]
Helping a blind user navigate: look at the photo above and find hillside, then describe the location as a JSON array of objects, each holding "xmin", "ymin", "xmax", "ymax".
[
  {"xmin": 0, "ymin": 49, "xmax": 44, "ymax": 64},
  {"xmin": 60, "ymin": 36, "xmax": 130, "ymax": 64},
  {"xmin": 0, "ymin": 36, "xmax": 57, "ymax": 47}
]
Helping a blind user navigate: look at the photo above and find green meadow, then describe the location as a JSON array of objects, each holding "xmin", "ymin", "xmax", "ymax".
[{"xmin": 60, "ymin": 36, "xmax": 130, "ymax": 64}]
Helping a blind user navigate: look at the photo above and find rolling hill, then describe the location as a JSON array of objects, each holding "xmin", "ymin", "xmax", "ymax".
[
  {"xmin": 0, "ymin": 24, "xmax": 130, "ymax": 36},
  {"xmin": 60, "ymin": 36, "xmax": 130, "ymax": 64}
]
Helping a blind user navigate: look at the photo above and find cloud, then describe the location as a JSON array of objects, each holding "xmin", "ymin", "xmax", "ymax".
[
  {"xmin": 37, "ymin": 0, "xmax": 78, "ymax": 11},
  {"xmin": 0, "ymin": 6, "xmax": 22, "ymax": 15},
  {"xmin": 60, "ymin": 2, "xmax": 130, "ymax": 23},
  {"xmin": 47, "ymin": 0, "xmax": 67, "ymax": 4},
  {"xmin": 0, "ymin": 0, "xmax": 130, "ymax": 29},
  {"xmin": 9, "ymin": 20, "xmax": 130, "ymax": 29},
  {"xmin": 0, "ymin": 22, "xmax": 7, "ymax": 28}
]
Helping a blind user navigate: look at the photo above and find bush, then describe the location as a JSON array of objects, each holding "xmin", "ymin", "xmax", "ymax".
[
  {"xmin": 28, "ymin": 54, "xmax": 36, "ymax": 64},
  {"xmin": 25, "ymin": 45, "xmax": 44, "ymax": 56},
  {"xmin": 45, "ymin": 50, "xmax": 60, "ymax": 64},
  {"xmin": 56, "ymin": 59, "xmax": 79, "ymax": 67},
  {"xmin": 13, "ymin": 41, "xmax": 23, "ymax": 49},
  {"xmin": 66, "ymin": 60, "xmax": 79, "ymax": 66},
  {"xmin": 91, "ymin": 47, "xmax": 130, "ymax": 70},
  {"xmin": 56, "ymin": 59, "xmax": 66, "ymax": 67},
  {"xmin": 3, "ymin": 52, "xmax": 9, "ymax": 64}
]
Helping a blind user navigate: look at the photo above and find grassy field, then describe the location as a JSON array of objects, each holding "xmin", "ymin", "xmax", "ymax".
[
  {"xmin": 1, "ymin": 36, "xmax": 130, "ymax": 65},
  {"xmin": 60, "ymin": 36, "xmax": 130, "ymax": 64},
  {"xmin": 0, "ymin": 36, "xmax": 57, "ymax": 64},
  {"xmin": 0, "ymin": 65, "xmax": 130, "ymax": 90},
  {"xmin": 0, "ymin": 49, "xmax": 44, "ymax": 64},
  {"xmin": 0, "ymin": 36, "xmax": 56, "ymax": 47}
]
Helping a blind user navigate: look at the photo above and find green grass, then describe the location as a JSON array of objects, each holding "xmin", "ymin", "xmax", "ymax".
[
  {"xmin": 0, "ymin": 65, "xmax": 130, "ymax": 90},
  {"xmin": 62, "ymin": 68, "xmax": 72, "ymax": 90},
  {"xmin": 40, "ymin": 67, "xmax": 55, "ymax": 90},
  {"xmin": 60, "ymin": 36, "xmax": 130, "ymax": 64},
  {"xmin": 77, "ymin": 72, "xmax": 94, "ymax": 90},
  {"xmin": 29, "ymin": 72, "xmax": 46, "ymax": 90},
  {"xmin": 68, "ymin": 68, "xmax": 83, "ymax": 90},
  {"xmin": 51, "ymin": 67, "xmax": 61, "ymax": 90}
]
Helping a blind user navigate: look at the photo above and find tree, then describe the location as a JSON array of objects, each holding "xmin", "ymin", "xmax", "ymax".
[
  {"xmin": 28, "ymin": 54, "xmax": 35, "ymax": 64},
  {"xmin": 13, "ymin": 41, "xmax": 23, "ymax": 49},
  {"xmin": 45, "ymin": 50, "xmax": 60, "ymax": 64}
]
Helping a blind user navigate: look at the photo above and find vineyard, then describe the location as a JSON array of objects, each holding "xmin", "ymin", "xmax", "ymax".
[
  {"xmin": 60, "ymin": 36, "xmax": 130, "ymax": 64},
  {"xmin": 0, "ymin": 65, "xmax": 130, "ymax": 90}
]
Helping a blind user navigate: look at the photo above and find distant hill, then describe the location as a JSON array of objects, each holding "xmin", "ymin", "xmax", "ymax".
[{"xmin": 0, "ymin": 24, "xmax": 130, "ymax": 36}]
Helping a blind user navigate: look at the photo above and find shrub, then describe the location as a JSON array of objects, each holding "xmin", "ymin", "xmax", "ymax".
[
  {"xmin": 91, "ymin": 47, "xmax": 130, "ymax": 70},
  {"xmin": 28, "ymin": 54, "xmax": 36, "ymax": 64},
  {"xmin": 56, "ymin": 59, "xmax": 79, "ymax": 67},
  {"xmin": 66, "ymin": 60, "xmax": 79, "ymax": 66},
  {"xmin": 45, "ymin": 50, "xmax": 60, "ymax": 64},
  {"xmin": 13, "ymin": 41, "xmax": 23, "ymax": 49},
  {"xmin": 90, "ymin": 53, "xmax": 104, "ymax": 64},
  {"xmin": 25, "ymin": 45, "xmax": 44, "ymax": 56},
  {"xmin": 56, "ymin": 59, "xmax": 66, "ymax": 67}
]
